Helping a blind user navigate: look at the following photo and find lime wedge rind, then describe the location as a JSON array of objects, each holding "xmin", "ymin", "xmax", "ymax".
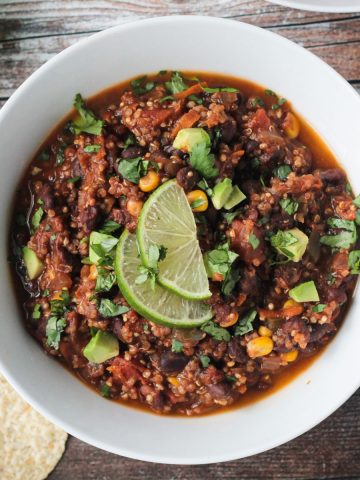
[
  {"xmin": 115, "ymin": 230, "xmax": 213, "ymax": 328},
  {"xmin": 137, "ymin": 180, "xmax": 211, "ymax": 300}
]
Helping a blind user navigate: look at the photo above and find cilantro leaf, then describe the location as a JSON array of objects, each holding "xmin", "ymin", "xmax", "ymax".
[
  {"xmin": 46, "ymin": 316, "xmax": 67, "ymax": 349},
  {"xmin": 188, "ymin": 142, "xmax": 218, "ymax": 179},
  {"xmin": 95, "ymin": 267, "xmax": 116, "ymax": 292},
  {"xmin": 222, "ymin": 209, "xmax": 242, "ymax": 224},
  {"xmin": 353, "ymin": 195, "xmax": 360, "ymax": 208},
  {"xmin": 273, "ymin": 165, "xmax": 292, "ymax": 180},
  {"xmin": 71, "ymin": 94, "xmax": 103, "ymax": 135},
  {"xmin": 99, "ymin": 220, "xmax": 121, "ymax": 235},
  {"xmin": 89, "ymin": 232, "xmax": 118, "ymax": 265},
  {"xmin": 203, "ymin": 243, "xmax": 238, "ymax": 280},
  {"xmin": 197, "ymin": 178, "xmax": 213, "ymax": 196},
  {"xmin": 165, "ymin": 71, "xmax": 188, "ymax": 94},
  {"xmin": 117, "ymin": 157, "xmax": 149, "ymax": 184},
  {"xmin": 84, "ymin": 144, "xmax": 101, "ymax": 153},
  {"xmin": 270, "ymin": 230, "xmax": 298, "ymax": 258},
  {"xmin": 312, "ymin": 304, "xmax": 326, "ymax": 313},
  {"xmin": 134, "ymin": 244, "xmax": 167, "ymax": 290},
  {"xmin": 201, "ymin": 320, "xmax": 231, "ymax": 342},
  {"xmin": 234, "ymin": 309, "xmax": 257, "ymax": 336},
  {"xmin": 131, "ymin": 76, "xmax": 155, "ymax": 96},
  {"xmin": 67, "ymin": 176, "xmax": 81, "ymax": 184},
  {"xmin": 100, "ymin": 384, "xmax": 111, "ymax": 398},
  {"xmin": 349, "ymin": 250, "xmax": 360, "ymax": 274},
  {"xmin": 31, "ymin": 207, "xmax": 44, "ymax": 232},
  {"xmin": 280, "ymin": 198, "xmax": 299, "ymax": 215},
  {"xmin": 249, "ymin": 232, "xmax": 260, "ymax": 250},
  {"xmin": 202, "ymin": 86, "xmax": 238, "ymax": 93},
  {"xmin": 320, "ymin": 218, "xmax": 357, "ymax": 250},
  {"xmin": 171, "ymin": 339, "xmax": 183, "ymax": 353},
  {"xmin": 98, "ymin": 299, "xmax": 130, "ymax": 318},
  {"xmin": 222, "ymin": 267, "xmax": 240, "ymax": 297},
  {"xmin": 191, "ymin": 198, "xmax": 207, "ymax": 209},
  {"xmin": 199, "ymin": 355, "xmax": 210, "ymax": 368}
]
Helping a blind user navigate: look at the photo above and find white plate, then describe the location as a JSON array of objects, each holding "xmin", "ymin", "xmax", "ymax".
[
  {"xmin": 0, "ymin": 16, "xmax": 360, "ymax": 465},
  {"xmin": 267, "ymin": 0, "xmax": 360, "ymax": 12}
]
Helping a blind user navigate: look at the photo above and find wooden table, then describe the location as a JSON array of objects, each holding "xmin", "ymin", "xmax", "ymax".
[{"xmin": 1, "ymin": 1, "xmax": 360, "ymax": 478}]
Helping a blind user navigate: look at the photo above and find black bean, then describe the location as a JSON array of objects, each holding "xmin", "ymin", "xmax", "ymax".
[
  {"xmin": 207, "ymin": 382, "xmax": 232, "ymax": 400},
  {"xmin": 176, "ymin": 167, "xmax": 199, "ymax": 192},
  {"xmin": 158, "ymin": 351, "xmax": 189, "ymax": 375},
  {"xmin": 121, "ymin": 146, "xmax": 144, "ymax": 159},
  {"xmin": 221, "ymin": 118, "xmax": 237, "ymax": 143},
  {"xmin": 227, "ymin": 338, "xmax": 247, "ymax": 364},
  {"xmin": 320, "ymin": 169, "xmax": 345, "ymax": 184}
]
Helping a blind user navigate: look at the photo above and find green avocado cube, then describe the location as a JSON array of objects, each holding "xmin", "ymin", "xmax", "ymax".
[
  {"xmin": 289, "ymin": 280, "xmax": 319, "ymax": 303},
  {"xmin": 83, "ymin": 330, "xmax": 119, "ymax": 364},
  {"xmin": 224, "ymin": 186, "xmax": 246, "ymax": 210},
  {"xmin": 211, "ymin": 178, "xmax": 233, "ymax": 210},
  {"xmin": 23, "ymin": 246, "xmax": 44, "ymax": 280},
  {"xmin": 173, "ymin": 128, "xmax": 210, "ymax": 153}
]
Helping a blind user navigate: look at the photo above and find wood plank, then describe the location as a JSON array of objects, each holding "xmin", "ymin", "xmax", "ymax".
[
  {"xmin": 0, "ymin": 29, "xmax": 358, "ymax": 98},
  {"xmin": 49, "ymin": 390, "xmax": 360, "ymax": 479},
  {"xmin": 1, "ymin": 1, "xmax": 359, "ymax": 42}
]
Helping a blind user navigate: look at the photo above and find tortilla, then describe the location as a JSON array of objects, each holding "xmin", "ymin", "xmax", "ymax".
[{"xmin": 0, "ymin": 373, "xmax": 68, "ymax": 480}]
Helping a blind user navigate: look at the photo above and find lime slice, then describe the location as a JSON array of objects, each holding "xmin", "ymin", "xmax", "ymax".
[
  {"xmin": 137, "ymin": 179, "xmax": 211, "ymax": 300},
  {"xmin": 115, "ymin": 230, "xmax": 212, "ymax": 328}
]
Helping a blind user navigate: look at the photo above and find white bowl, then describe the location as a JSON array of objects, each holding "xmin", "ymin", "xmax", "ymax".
[
  {"xmin": 1, "ymin": 16, "xmax": 360, "ymax": 465},
  {"xmin": 266, "ymin": 0, "xmax": 360, "ymax": 12}
]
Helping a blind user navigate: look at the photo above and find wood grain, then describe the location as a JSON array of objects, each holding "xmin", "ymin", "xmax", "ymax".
[
  {"xmin": 49, "ymin": 390, "xmax": 360, "ymax": 479},
  {"xmin": 1, "ymin": 1, "xmax": 360, "ymax": 478}
]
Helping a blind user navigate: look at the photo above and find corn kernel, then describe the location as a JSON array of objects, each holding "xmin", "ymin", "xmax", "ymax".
[
  {"xmin": 127, "ymin": 199, "xmax": 144, "ymax": 217},
  {"xmin": 220, "ymin": 312, "xmax": 239, "ymax": 328},
  {"xmin": 283, "ymin": 299, "xmax": 300, "ymax": 309},
  {"xmin": 281, "ymin": 349, "xmax": 298, "ymax": 363},
  {"xmin": 88, "ymin": 264, "xmax": 98, "ymax": 280},
  {"xmin": 186, "ymin": 190, "xmax": 208, "ymax": 212},
  {"xmin": 139, "ymin": 171, "xmax": 161, "ymax": 192},
  {"xmin": 258, "ymin": 326, "xmax": 272, "ymax": 337},
  {"xmin": 247, "ymin": 336, "xmax": 274, "ymax": 358},
  {"xmin": 51, "ymin": 291, "xmax": 63, "ymax": 301},
  {"xmin": 168, "ymin": 376, "xmax": 180, "ymax": 387},
  {"xmin": 283, "ymin": 112, "xmax": 300, "ymax": 139}
]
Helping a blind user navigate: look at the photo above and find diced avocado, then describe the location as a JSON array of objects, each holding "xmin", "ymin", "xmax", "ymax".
[
  {"xmin": 289, "ymin": 281, "xmax": 319, "ymax": 303},
  {"xmin": 274, "ymin": 227, "xmax": 308, "ymax": 262},
  {"xmin": 23, "ymin": 246, "xmax": 44, "ymax": 280},
  {"xmin": 224, "ymin": 186, "xmax": 246, "ymax": 210},
  {"xmin": 211, "ymin": 178, "xmax": 233, "ymax": 210},
  {"xmin": 83, "ymin": 330, "xmax": 119, "ymax": 364},
  {"xmin": 173, "ymin": 128, "xmax": 210, "ymax": 153}
]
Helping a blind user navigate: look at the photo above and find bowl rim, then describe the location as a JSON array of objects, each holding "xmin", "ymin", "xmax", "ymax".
[
  {"xmin": 265, "ymin": 0, "xmax": 360, "ymax": 12},
  {"xmin": 1, "ymin": 15, "xmax": 360, "ymax": 464}
]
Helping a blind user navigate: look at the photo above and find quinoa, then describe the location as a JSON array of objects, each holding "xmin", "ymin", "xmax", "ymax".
[{"xmin": 10, "ymin": 72, "xmax": 358, "ymax": 415}]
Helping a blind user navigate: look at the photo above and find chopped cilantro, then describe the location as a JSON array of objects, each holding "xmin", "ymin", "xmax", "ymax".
[
  {"xmin": 165, "ymin": 71, "xmax": 188, "ymax": 94},
  {"xmin": 32, "ymin": 304, "xmax": 41, "ymax": 320},
  {"xmin": 171, "ymin": 339, "xmax": 183, "ymax": 353},
  {"xmin": 250, "ymin": 97, "xmax": 265, "ymax": 108},
  {"xmin": 197, "ymin": 178, "xmax": 213, "ymax": 197},
  {"xmin": 98, "ymin": 299, "xmax": 130, "ymax": 318},
  {"xmin": 31, "ymin": 207, "xmax": 44, "ymax": 232},
  {"xmin": 99, "ymin": 220, "xmax": 121, "ymax": 235},
  {"xmin": 327, "ymin": 272, "xmax": 336, "ymax": 285},
  {"xmin": 312, "ymin": 304, "xmax": 326, "ymax": 313},
  {"xmin": 100, "ymin": 384, "xmax": 111, "ymax": 398},
  {"xmin": 273, "ymin": 165, "xmax": 292, "ymax": 180},
  {"xmin": 235, "ymin": 309, "xmax": 257, "ymax": 336},
  {"xmin": 199, "ymin": 355, "xmax": 210, "ymax": 368},
  {"xmin": 270, "ymin": 231, "xmax": 298, "ymax": 259},
  {"xmin": 131, "ymin": 76, "xmax": 155, "ymax": 96},
  {"xmin": 201, "ymin": 320, "xmax": 231, "ymax": 342},
  {"xmin": 280, "ymin": 198, "xmax": 299, "ymax": 215},
  {"xmin": 202, "ymin": 86, "xmax": 238, "ymax": 93},
  {"xmin": 188, "ymin": 94, "xmax": 203, "ymax": 104},
  {"xmin": 272, "ymin": 98, "xmax": 287, "ymax": 110},
  {"xmin": 56, "ymin": 144, "xmax": 65, "ymax": 165},
  {"xmin": 84, "ymin": 144, "xmax": 101, "ymax": 153},
  {"xmin": 117, "ymin": 157, "xmax": 149, "ymax": 184},
  {"xmin": 349, "ymin": 250, "xmax": 360, "ymax": 274},
  {"xmin": 226, "ymin": 375, "xmax": 237, "ymax": 383},
  {"xmin": 123, "ymin": 134, "xmax": 136, "ymax": 149},
  {"xmin": 95, "ymin": 267, "xmax": 116, "ymax": 292},
  {"xmin": 264, "ymin": 89, "xmax": 277, "ymax": 97},
  {"xmin": 191, "ymin": 198, "xmax": 207, "ymax": 209},
  {"xmin": 43, "ymin": 289, "xmax": 50, "ymax": 297},
  {"xmin": 320, "ymin": 218, "xmax": 357, "ymax": 250},
  {"xmin": 188, "ymin": 142, "xmax": 218, "ymax": 179},
  {"xmin": 46, "ymin": 316, "xmax": 67, "ymax": 349},
  {"xmin": 71, "ymin": 94, "xmax": 103, "ymax": 135},
  {"xmin": 159, "ymin": 95, "xmax": 175, "ymax": 104},
  {"xmin": 135, "ymin": 244, "xmax": 167, "ymax": 290},
  {"xmin": 67, "ymin": 176, "xmax": 81, "ymax": 184},
  {"xmin": 222, "ymin": 267, "xmax": 240, "ymax": 297},
  {"xmin": 203, "ymin": 243, "xmax": 238, "ymax": 281},
  {"xmin": 89, "ymin": 232, "xmax": 119, "ymax": 265},
  {"xmin": 38, "ymin": 150, "xmax": 50, "ymax": 162},
  {"xmin": 222, "ymin": 209, "xmax": 242, "ymax": 224},
  {"xmin": 248, "ymin": 232, "xmax": 260, "ymax": 250},
  {"xmin": 353, "ymin": 195, "xmax": 360, "ymax": 208}
]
